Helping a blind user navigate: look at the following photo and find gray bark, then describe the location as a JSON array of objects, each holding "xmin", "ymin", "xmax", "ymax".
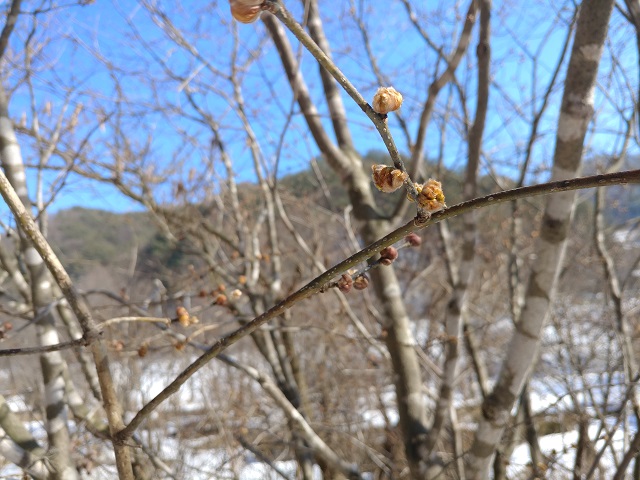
[
  {"xmin": 0, "ymin": 394, "xmax": 50, "ymax": 478},
  {"xmin": 425, "ymin": 2, "xmax": 490, "ymax": 470},
  {"xmin": 263, "ymin": 5, "xmax": 430, "ymax": 475},
  {"xmin": 0, "ymin": 84, "xmax": 78, "ymax": 480},
  {"xmin": 465, "ymin": 0, "xmax": 615, "ymax": 476}
]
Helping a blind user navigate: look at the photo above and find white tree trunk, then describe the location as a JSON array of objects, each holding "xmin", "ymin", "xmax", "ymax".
[{"xmin": 465, "ymin": 0, "xmax": 615, "ymax": 476}]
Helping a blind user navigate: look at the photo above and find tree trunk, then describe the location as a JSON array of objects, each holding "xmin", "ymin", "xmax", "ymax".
[{"xmin": 465, "ymin": 0, "xmax": 615, "ymax": 476}]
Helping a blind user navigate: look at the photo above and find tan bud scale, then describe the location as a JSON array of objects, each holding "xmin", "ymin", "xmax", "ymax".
[
  {"xmin": 372, "ymin": 86, "xmax": 403, "ymax": 114},
  {"xmin": 353, "ymin": 275, "xmax": 369, "ymax": 290},
  {"xmin": 410, "ymin": 179, "xmax": 446, "ymax": 213},
  {"xmin": 371, "ymin": 164, "xmax": 408, "ymax": 193}
]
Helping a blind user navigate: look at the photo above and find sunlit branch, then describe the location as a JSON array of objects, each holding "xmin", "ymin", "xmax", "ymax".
[
  {"xmin": 263, "ymin": 0, "xmax": 418, "ymax": 199},
  {"xmin": 116, "ymin": 168, "xmax": 640, "ymax": 440}
]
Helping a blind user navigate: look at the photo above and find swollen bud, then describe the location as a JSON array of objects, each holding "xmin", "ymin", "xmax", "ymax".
[
  {"xmin": 405, "ymin": 232, "xmax": 422, "ymax": 247},
  {"xmin": 372, "ymin": 164, "xmax": 408, "ymax": 193},
  {"xmin": 229, "ymin": 0, "xmax": 264, "ymax": 23},
  {"xmin": 176, "ymin": 306, "xmax": 190, "ymax": 327},
  {"xmin": 411, "ymin": 178, "xmax": 446, "ymax": 213},
  {"xmin": 353, "ymin": 274, "xmax": 370, "ymax": 290},
  {"xmin": 372, "ymin": 86, "xmax": 403, "ymax": 114},
  {"xmin": 379, "ymin": 246, "xmax": 399, "ymax": 266},
  {"xmin": 337, "ymin": 274, "xmax": 354, "ymax": 293},
  {"xmin": 215, "ymin": 294, "xmax": 228, "ymax": 306}
]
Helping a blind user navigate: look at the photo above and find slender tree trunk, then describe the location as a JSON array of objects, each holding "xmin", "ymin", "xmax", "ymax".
[
  {"xmin": 465, "ymin": 0, "xmax": 615, "ymax": 476},
  {"xmin": 425, "ymin": 3, "xmax": 490, "ymax": 472},
  {"xmin": 0, "ymin": 82, "xmax": 134, "ymax": 479},
  {"xmin": 0, "ymin": 84, "xmax": 79, "ymax": 480},
  {"xmin": 263, "ymin": 9, "xmax": 431, "ymax": 476}
]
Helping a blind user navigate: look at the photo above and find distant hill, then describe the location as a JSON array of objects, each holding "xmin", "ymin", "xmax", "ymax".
[
  {"xmin": 46, "ymin": 151, "xmax": 640, "ymax": 280},
  {"xmin": 47, "ymin": 207, "xmax": 158, "ymax": 278}
]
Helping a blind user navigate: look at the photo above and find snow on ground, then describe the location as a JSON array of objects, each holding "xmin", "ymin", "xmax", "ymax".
[
  {"xmin": 154, "ymin": 436, "xmax": 327, "ymax": 480},
  {"xmin": 510, "ymin": 422, "xmax": 627, "ymax": 478}
]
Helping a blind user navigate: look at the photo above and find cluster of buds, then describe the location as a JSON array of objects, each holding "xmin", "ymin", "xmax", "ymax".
[
  {"xmin": 372, "ymin": 86, "xmax": 403, "ymax": 114},
  {"xmin": 333, "ymin": 236, "xmax": 424, "ymax": 292},
  {"xmin": 372, "ymin": 164, "xmax": 408, "ymax": 193},
  {"xmin": 229, "ymin": 0, "xmax": 265, "ymax": 23},
  {"xmin": 337, "ymin": 273, "xmax": 370, "ymax": 293},
  {"xmin": 176, "ymin": 306, "xmax": 199, "ymax": 327},
  {"xmin": 200, "ymin": 283, "xmax": 243, "ymax": 306},
  {"xmin": 411, "ymin": 179, "xmax": 446, "ymax": 213}
]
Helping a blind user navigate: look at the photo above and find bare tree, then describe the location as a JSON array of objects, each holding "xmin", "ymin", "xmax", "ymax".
[{"xmin": 0, "ymin": 1, "xmax": 639, "ymax": 479}]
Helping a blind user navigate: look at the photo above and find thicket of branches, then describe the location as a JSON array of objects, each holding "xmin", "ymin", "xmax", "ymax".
[{"xmin": 0, "ymin": 0, "xmax": 640, "ymax": 479}]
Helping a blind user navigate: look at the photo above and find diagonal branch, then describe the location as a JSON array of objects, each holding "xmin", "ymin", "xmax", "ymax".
[
  {"xmin": 115, "ymin": 168, "xmax": 640, "ymax": 441},
  {"xmin": 0, "ymin": 0, "xmax": 22, "ymax": 61},
  {"xmin": 406, "ymin": 0, "xmax": 478, "ymax": 180},
  {"xmin": 263, "ymin": 1, "xmax": 416, "ymax": 199}
]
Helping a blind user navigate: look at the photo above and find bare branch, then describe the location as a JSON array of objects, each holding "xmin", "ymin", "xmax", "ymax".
[
  {"xmin": 116, "ymin": 168, "xmax": 640, "ymax": 441},
  {"xmin": 0, "ymin": 0, "xmax": 22, "ymax": 60}
]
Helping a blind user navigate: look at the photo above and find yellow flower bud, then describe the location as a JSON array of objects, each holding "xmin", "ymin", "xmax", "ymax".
[
  {"xmin": 371, "ymin": 164, "xmax": 408, "ymax": 193},
  {"xmin": 412, "ymin": 178, "xmax": 446, "ymax": 213},
  {"xmin": 372, "ymin": 86, "xmax": 403, "ymax": 114},
  {"xmin": 176, "ymin": 306, "xmax": 190, "ymax": 327}
]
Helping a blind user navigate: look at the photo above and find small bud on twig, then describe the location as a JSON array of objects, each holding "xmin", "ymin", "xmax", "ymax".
[
  {"xmin": 379, "ymin": 246, "xmax": 399, "ymax": 266},
  {"xmin": 229, "ymin": 0, "xmax": 264, "ymax": 23},
  {"xmin": 353, "ymin": 274, "xmax": 370, "ymax": 290},
  {"xmin": 405, "ymin": 233, "xmax": 422, "ymax": 247},
  {"xmin": 231, "ymin": 289, "xmax": 243, "ymax": 300},
  {"xmin": 337, "ymin": 273, "xmax": 354, "ymax": 293},
  {"xmin": 372, "ymin": 86, "xmax": 403, "ymax": 114},
  {"xmin": 372, "ymin": 164, "xmax": 408, "ymax": 193},
  {"xmin": 176, "ymin": 306, "xmax": 190, "ymax": 327},
  {"xmin": 138, "ymin": 344, "xmax": 148, "ymax": 358},
  {"xmin": 215, "ymin": 294, "xmax": 228, "ymax": 306}
]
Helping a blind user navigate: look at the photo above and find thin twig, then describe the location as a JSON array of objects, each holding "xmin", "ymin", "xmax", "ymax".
[
  {"xmin": 0, "ymin": 337, "xmax": 87, "ymax": 356},
  {"xmin": 0, "ymin": 170, "xmax": 100, "ymax": 343},
  {"xmin": 98, "ymin": 316, "xmax": 171, "ymax": 329},
  {"xmin": 263, "ymin": 1, "xmax": 418, "ymax": 199}
]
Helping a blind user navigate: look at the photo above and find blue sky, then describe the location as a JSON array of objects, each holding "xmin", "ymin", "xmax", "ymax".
[{"xmin": 2, "ymin": 0, "xmax": 638, "ymax": 217}]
